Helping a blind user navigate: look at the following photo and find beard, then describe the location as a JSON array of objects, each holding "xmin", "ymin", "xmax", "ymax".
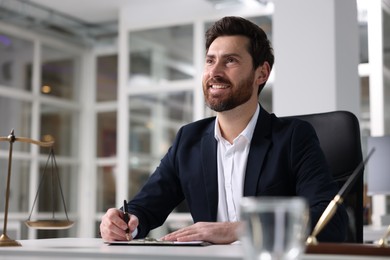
[{"xmin": 203, "ymin": 72, "xmax": 255, "ymax": 112}]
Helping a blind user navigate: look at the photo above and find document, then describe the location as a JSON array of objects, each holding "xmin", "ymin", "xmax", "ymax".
[{"xmin": 107, "ymin": 238, "xmax": 211, "ymax": 246}]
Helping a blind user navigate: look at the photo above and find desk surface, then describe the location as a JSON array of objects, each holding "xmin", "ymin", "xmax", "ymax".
[{"xmin": 0, "ymin": 238, "xmax": 389, "ymax": 260}]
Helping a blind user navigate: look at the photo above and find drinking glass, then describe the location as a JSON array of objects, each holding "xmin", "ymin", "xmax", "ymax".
[{"xmin": 239, "ymin": 197, "xmax": 309, "ymax": 260}]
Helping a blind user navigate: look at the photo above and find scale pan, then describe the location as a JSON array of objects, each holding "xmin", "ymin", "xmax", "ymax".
[{"xmin": 25, "ymin": 219, "xmax": 74, "ymax": 230}]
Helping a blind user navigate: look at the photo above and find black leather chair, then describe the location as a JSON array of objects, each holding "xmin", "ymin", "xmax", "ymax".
[{"xmin": 285, "ymin": 111, "xmax": 364, "ymax": 243}]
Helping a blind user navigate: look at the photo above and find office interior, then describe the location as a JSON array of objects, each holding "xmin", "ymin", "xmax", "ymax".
[{"xmin": 0, "ymin": 0, "xmax": 389, "ymax": 242}]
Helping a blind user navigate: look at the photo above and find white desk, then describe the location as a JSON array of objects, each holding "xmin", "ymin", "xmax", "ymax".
[{"xmin": 0, "ymin": 238, "xmax": 388, "ymax": 260}]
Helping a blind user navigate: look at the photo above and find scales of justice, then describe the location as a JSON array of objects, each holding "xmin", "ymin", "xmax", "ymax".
[{"xmin": 0, "ymin": 130, "xmax": 73, "ymax": 247}]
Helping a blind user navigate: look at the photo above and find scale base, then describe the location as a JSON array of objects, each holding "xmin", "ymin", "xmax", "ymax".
[{"xmin": 0, "ymin": 234, "xmax": 21, "ymax": 247}]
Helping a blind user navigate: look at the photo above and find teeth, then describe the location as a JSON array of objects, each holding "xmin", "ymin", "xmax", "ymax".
[{"xmin": 212, "ymin": 84, "xmax": 227, "ymax": 89}]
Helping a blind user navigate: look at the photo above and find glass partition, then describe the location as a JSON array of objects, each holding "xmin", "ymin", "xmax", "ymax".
[
  {"xmin": 0, "ymin": 32, "xmax": 33, "ymax": 91},
  {"xmin": 35, "ymin": 163, "xmax": 78, "ymax": 221},
  {"xmin": 40, "ymin": 105, "xmax": 78, "ymax": 157},
  {"xmin": 0, "ymin": 159, "xmax": 30, "ymax": 213},
  {"xmin": 97, "ymin": 112, "xmax": 117, "ymax": 158},
  {"xmin": 41, "ymin": 45, "xmax": 80, "ymax": 100},
  {"xmin": 96, "ymin": 54, "xmax": 118, "ymax": 102},
  {"xmin": 96, "ymin": 165, "xmax": 116, "ymax": 212},
  {"xmin": 128, "ymin": 91, "xmax": 193, "ymax": 197},
  {"xmin": 0, "ymin": 97, "xmax": 31, "ymax": 152},
  {"xmin": 129, "ymin": 24, "xmax": 194, "ymax": 85}
]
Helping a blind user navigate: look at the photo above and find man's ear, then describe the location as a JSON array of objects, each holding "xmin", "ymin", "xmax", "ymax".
[{"xmin": 255, "ymin": 61, "xmax": 270, "ymax": 86}]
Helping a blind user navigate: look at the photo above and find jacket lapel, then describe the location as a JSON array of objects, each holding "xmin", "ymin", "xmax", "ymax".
[
  {"xmin": 243, "ymin": 107, "xmax": 272, "ymax": 196},
  {"xmin": 201, "ymin": 121, "xmax": 219, "ymax": 221}
]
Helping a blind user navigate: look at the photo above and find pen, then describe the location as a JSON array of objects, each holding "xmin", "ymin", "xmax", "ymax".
[{"xmin": 123, "ymin": 199, "xmax": 130, "ymax": 241}]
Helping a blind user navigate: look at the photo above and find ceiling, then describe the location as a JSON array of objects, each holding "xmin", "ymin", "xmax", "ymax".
[
  {"xmin": 0, "ymin": 0, "xmax": 137, "ymax": 45},
  {"xmin": 0, "ymin": 0, "xmax": 376, "ymax": 50},
  {"xmin": 10, "ymin": 0, "xmax": 373, "ymax": 24},
  {"xmin": 27, "ymin": 0, "xmax": 137, "ymax": 23},
  {"xmin": 26, "ymin": 0, "xmax": 266, "ymax": 23},
  {"xmin": 13, "ymin": 0, "xmax": 140, "ymax": 23},
  {"xmin": 0, "ymin": 0, "xmax": 248, "ymax": 46}
]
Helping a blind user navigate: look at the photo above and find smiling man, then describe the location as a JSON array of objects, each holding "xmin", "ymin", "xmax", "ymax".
[{"xmin": 100, "ymin": 16, "xmax": 348, "ymax": 244}]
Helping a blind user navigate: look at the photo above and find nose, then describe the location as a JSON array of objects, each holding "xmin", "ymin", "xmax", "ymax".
[{"xmin": 207, "ymin": 61, "xmax": 224, "ymax": 78}]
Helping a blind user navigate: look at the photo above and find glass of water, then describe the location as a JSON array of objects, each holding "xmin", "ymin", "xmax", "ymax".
[{"xmin": 239, "ymin": 197, "xmax": 310, "ymax": 260}]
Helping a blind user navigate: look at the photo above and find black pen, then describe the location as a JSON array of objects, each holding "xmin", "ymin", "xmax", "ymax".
[{"xmin": 123, "ymin": 199, "xmax": 130, "ymax": 240}]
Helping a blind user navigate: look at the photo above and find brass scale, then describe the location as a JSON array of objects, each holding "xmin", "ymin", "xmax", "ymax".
[{"xmin": 0, "ymin": 130, "xmax": 73, "ymax": 247}]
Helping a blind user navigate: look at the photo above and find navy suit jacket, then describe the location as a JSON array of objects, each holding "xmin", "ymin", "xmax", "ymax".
[{"xmin": 127, "ymin": 107, "xmax": 348, "ymax": 242}]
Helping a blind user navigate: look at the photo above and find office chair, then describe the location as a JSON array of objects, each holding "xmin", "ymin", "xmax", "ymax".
[{"xmin": 284, "ymin": 111, "xmax": 364, "ymax": 243}]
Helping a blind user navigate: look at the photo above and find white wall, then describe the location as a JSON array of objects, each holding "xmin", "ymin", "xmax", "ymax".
[{"xmin": 273, "ymin": 0, "xmax": 360, "ymax": 117}]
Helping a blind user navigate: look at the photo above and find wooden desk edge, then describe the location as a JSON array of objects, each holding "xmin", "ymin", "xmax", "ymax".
[{"xmin": 306, "ymin": 242, "xmax": 390, "ymax": 256}]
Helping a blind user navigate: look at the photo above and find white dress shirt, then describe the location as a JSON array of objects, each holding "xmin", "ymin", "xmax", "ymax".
[{"xmin": 214, "ymin": 105, "xmax": 260, "ymax": 222}]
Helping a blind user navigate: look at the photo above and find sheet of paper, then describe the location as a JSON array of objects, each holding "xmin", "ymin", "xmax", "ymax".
[{"xmin": 106, "ymin": 239, "xmax": 211, "ymax": 246}]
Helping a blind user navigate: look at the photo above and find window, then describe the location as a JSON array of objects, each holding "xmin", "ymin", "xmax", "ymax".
[
  {"xmin": 96, "ymin": 55, "xmax": 117, "ymax": 102},
  {"xmin": 40, "ymin": 46, "xmax": 80, "ymax": 100},
  {"xmin": 129, "ymin": 25, "xmax": 194, "ymax": 85},
  {"xmin": 128, "ymin": 92, "xmax": 193, "ymax": 197},
  {"xmin": 0, "ymin": 32, "xmax": 33, "ymax": 91},
  {"xmin": 0, "ymin": 28, "xmax": 82, "ymax": 240}
]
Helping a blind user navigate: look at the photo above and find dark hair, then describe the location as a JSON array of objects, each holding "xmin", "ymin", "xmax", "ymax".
[{"xmin": 205, "ymin": 16, "xmax": 274, "ymax": 93}]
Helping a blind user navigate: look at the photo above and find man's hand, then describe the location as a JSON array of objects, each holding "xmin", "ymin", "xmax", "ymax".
[
  {"xmin": 99, "ymin": 208, "xmax": 139, "ymax": 241},
  {"xmin": 161, "ymin": 222, "xmax": 240, "ymax": 244}
]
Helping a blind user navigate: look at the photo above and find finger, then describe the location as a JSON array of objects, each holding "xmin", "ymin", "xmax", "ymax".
[
  {"xmin": 162, "ymin": 229, "xmax": 182, "ymax": 240},
  {"xmin": 175, "ymin": 233, "xmax": 202, "ymax": 242},
  {"xmin": 113, "ymin": 211, "xmax": 129, "ymax": 230},
  {"xmin": 100, "ymin": 220, "xmax": 126, "ymax": 241},
  {"xmin": 169, "ymin": 225, "xmax": 191, "ymax": 235},
  {"xmin": 100, "ymin": 208, "xmax": 128, "ymax": 241},
  {"xmin": 162, "ymin": 226, "xmax": 193, "ymax": 241},
  {"xmin": 128, "ymin": 214, "xmax": 139, "ymax": 234},
  {"xmin": 165, "ymin": 228, "xmax": 203, "ymax": 242}
]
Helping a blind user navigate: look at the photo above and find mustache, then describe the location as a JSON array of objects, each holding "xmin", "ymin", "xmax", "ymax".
[{"xmin": 206, "ymin": 77, "xmax": 231, "ymax": 86}]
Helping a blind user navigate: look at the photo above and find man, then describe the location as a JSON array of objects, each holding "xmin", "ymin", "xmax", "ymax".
[{"xmin": 100, "ymin": 16, "xmax": 348, "ymax": 244}]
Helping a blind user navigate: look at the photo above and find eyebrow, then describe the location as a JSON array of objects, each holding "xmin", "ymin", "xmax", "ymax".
[{"xmin": 205, "ymin": 53, "xmax": 242, "ymax": 59}]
